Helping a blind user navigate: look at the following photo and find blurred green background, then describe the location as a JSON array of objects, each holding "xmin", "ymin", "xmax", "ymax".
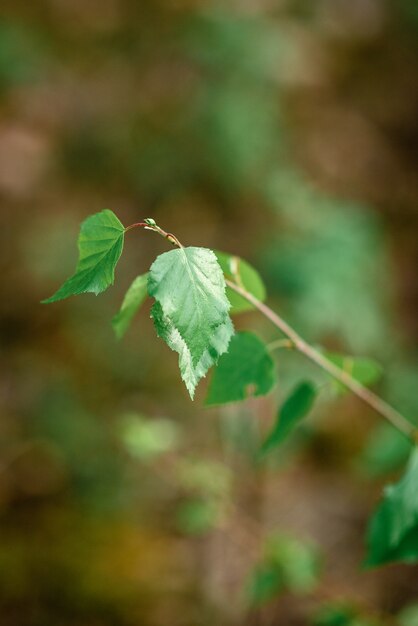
[{"xmin": 0, "ymin": 1, "xmax": 417, "ymax": 625}]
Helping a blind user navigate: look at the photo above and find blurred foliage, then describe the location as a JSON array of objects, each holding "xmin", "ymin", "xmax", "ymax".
[
  {"xmin": 398, "ymin": 604, "xmax": 418, "ymax": 626},
  {"xmin": 246, "ymin": 533, "xmax": 320, "ymax": 607},
  {"xmin": 0, "ymin": 0, "xmax": 417, "ymax": 624},
  {"xmin": 312, "ymin": 603, "xmax": 382, "ymax": 626}
]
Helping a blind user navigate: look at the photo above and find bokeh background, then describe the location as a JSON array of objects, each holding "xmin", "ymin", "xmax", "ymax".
[{"xmin": 0, "ymin": 1, "xmax": 417, "ymax": 625}]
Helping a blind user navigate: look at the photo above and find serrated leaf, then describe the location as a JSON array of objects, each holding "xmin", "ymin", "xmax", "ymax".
[
  {"xmin": 43, "ymin": 210, "xmax": 125, "ymax": 303},
  {"xmin": 112, "ymin": 273, "xmax": 148, "ymax": 339},
  {"xmin": 205, "ymin": 331, "xmax": 276, "ymax": 406},
  {"xmin": 148, "ymin": 247, "xmax": 234, "ymax": 398},
  {"xmin": 365, "ymin": 449, "xmax": 418, "ymax": 566},
  {"xmin": 324, "ymin": 352, "xmax": 383, "ymax": 389},
  {"xmin": 260, "ymin": 382, "xmax": 316, "ymax": 456},
  {"xmin": 215, "ymin": 251, "xmax": 266, "ymax": 313}
]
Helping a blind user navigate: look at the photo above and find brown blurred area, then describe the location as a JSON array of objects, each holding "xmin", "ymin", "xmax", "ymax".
[{"xmin": 0, "ymin": 1, "xmax": 417, "ymax": 625}]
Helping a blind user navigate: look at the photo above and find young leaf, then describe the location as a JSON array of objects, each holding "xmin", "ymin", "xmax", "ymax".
[
  {"xmin": 43, "ymin": 209, "xmax": 125, "ymax": 303},
  {"xmin": 215, "ymin": 251, "xmax": 266, "ymax": 313},
  {"xmin": 365, "ymin": 449, "xmax": 418, "ymax": 566},
  {"xmin": 148, "ymin": 247, "xmax": 234, "ymax": 398},
  {"xmin": 205, "ymin": 331, "xmax": 276, "ymax": 406},
  {"xmin": 324, "ymin": 352, "xmax": 383, "ymax": 388},
  {"xmin": 112, "ymin": 273, "xmax": 148, "ymax": 339},
  {"xmin": 260, "ymin": 382, "xmax": 316, "ymax": 456}
]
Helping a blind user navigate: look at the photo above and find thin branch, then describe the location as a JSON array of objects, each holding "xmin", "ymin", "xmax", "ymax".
[
  {"xmin": 130, "ymin": 220, "xmax": 416, "ymax": 443},
  {"xmin": 125, "ymin": 221, "xmax": 183, "ymax": 247},
  {"xmin": 226, "ymin": 279, "xmax": 418, "ymax": 444}
]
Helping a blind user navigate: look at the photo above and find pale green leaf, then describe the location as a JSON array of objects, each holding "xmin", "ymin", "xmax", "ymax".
[
  {"xmin": 215, "ymin": 250, "xmax": 266, "ymax": 313},
  {"xmin": 148, "ymin": 247, "xmax": 234, "ymax": 398},
  {"xmin": 112, "ymin": 273, "xmax": 148, "ymax": 339},
  {"xmin": 260, "ymin": 382, "xmax": 316, "ymax": 456},
  {"xmin": 43, "ymin": 209, "xmax": 125, "ymax": 303},
  {"xmin": 366, "ymin": 449, "xmax": 418, "ymax": 566},
  {"xmin": 205, "ymin": 331, "xmax": 276, "ymax": 406}
]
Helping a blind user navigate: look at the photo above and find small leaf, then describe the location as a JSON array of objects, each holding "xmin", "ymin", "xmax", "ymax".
[
  {"xmin": 205, "ymin": 331, "xmax": 276, "ymax": 406},
  {"xmin": 215, "ymin": 250, "xmax": 266, "ymax": 313},
  {"xmin": 365, "ymin": 449, "xmax": 418, "ymax": 566},
  {"xmin": 260, "ymin": 382, "xmax": 316, "ymax": 456},
  {"xmin": 43, "ymin": 209, "xmax": 125, "ymax": 303},
  {"xmin": 112, "ymin": 273, "xmax": 148, "ymax": 339},
  {"xmin": 324, "ymin": 352, "xmax": 383, "ymax": 389},
  {"xmin": 148, "ymin": 247, "xmax": 234, "ymax": 398}
]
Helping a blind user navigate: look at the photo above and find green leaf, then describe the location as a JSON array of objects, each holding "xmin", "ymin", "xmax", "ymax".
[
  {"xmin": 324, "ymin": 352, "xmax": 383, "ymax": 388},
  {"xmin": 148, "ymin": 247, "xmax": 234, "ymax": 399},
  {"xmin": 366, "ymin": 449, "xmax": 418, "ymax": 566},
  {"xmin": 215, "ymin": 250, "xmax": 266, "ymax": 313},
  {"xmin": 205, "ymin": 331, "xmax": 276, "ymax": 406},
  {"xmin": 112, "ymin": 273, "xmax": 148, "ymax": 339},
  {"xmin": 43, "ymin": 210, "xmax": 125, "ymax": 303},
  {"xmin": 260, "ymin": 382, "xmax": 316, "ymax": 456}
]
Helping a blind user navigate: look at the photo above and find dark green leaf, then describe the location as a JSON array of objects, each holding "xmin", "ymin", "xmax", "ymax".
[
  {"xmin": 366, "ymin": 449, "xmax": 418, "ymax": 566},
  {"xmin": 148, "ymin": 247, "xmax": 233, "ymax": 398},
  {"xmin": 215, "ymin": 250, "xmax": 266, "ymax": 313},
  {"xmin": 324, "ymin": 352, "xmax": 383, "ymax": 389},
  {"xmin": 260, "ymin": 382, "xmax": 316, "ymax": 456},
  {"xmin": 43, "ymin": 210, "xmax": 125, "ymax": 303},
  {"xmin": 205, "ymin": 331, "xmax": 276, "ymax": 406},
  {"xmin": 112, "ymin": 273, "xmax": 148, "ymax": 339}
]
